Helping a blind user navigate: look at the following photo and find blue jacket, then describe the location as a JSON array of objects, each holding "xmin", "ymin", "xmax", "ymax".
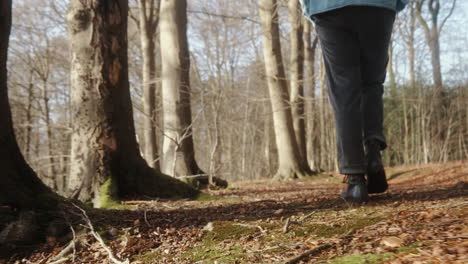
[{"xmin": 300, "ymin": 0, "xmax": 408, "ymax": 18}]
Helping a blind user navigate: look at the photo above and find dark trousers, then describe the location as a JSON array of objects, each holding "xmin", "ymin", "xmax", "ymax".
[{"xmin": 314, "ymin": 6, "xmax": 396, "ymax": 174}]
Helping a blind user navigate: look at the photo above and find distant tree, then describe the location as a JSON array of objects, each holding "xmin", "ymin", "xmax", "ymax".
[
  {"xmin": 414, "ymin": 0, "xmax": 456, "ymax": 92},
  {"xmin": 0, "ymin": 0, "xmax": 58, "ymax": 209},
  {"xmin": 133, "ymin": 0, "xmax": 161, "ymax": 169},
  {"xmin": 66, "ymin": 0, "xmax": 197, "ymax": 207},
  {"xmin": 259, "ymin": 0, "xmax": 312, "ymax": 180},
  {"xmin": 288, "ymin": 0, "xmax": 312, "ymax": 173},
  {"xmin": 159, "ymin": 0, "xmax": 204, "ymax": 177},
  {"xmin": 303, "ymin": 18, "xmax": 319, "ymax": 171}
]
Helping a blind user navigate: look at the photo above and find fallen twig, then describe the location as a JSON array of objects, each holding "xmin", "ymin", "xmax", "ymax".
[
  {"xmin": 283, "ymin": 244, "xmax": 334, "ymax": 264},
  {"xmin": 144, "ymin": 210, "xmax": 151, "ymax": 227},
  {"xmin": 48, "ymin": 240, "xmax": 75, "ymax": 264},
  {"xmin": 47, "ymin": 257, "xmax": 69, "ymax": 264},
  {"xmin": 283, "ymin": 211, "xmax": 316, "ymax": 234},
  {"xmin": 283, "ymin": 217, "xmax": 291, "ymax": 233},
  {"xmin": 233, "ymin": 223, "xmax": 266, "ymax": 233},
  {"xmin": 299, "ymin": 211, "xmax": 316, "ymax": 222},
  {"xmin": 49, "ymin": 213, "xmax": 79, "ymax": 264},
  {"xmin": 72, "ymin": 203, "xmax": 129, "ymax": 264}
]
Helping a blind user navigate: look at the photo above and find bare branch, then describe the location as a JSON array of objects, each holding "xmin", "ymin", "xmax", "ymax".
[
  {"xmin": 438, "ymin": 0, "xmax": 456, "ymax": 33},
  {"xmin": 72, "ymin": 204, "xmax": 129, "ymax": 264}
]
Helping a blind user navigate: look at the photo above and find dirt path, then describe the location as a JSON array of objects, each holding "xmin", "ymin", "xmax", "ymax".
[{"xmin": 2, "ymin": 161, "xmax": 467, "ymax": 264}]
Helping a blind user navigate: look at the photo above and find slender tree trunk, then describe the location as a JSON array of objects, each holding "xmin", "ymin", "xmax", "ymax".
[
  {"xmin": 387, "ymin": 40, "xmax": 397, "ymax": 98},
  {"xmin": 414, "ymin": 0, "xmax": 456, "ymax": 145},
  {"xmin": 303, "ymin": 19, "xmax": 319, "ymax": 171},
  {"xmin": 415, "ymin": 0, "xmax": 445, "ymax": 92},
  {"xmin": 25, "ymin": 73, "xmax": 34, "ymax": 162},
  {"xmin": 319, "ymin": 57, "xmax": 326, "ymax": 170},
  {"xmin": 41, "ymin": 79, "xmax": 58, "ymax": 188},
  {"xmin": 160, "ymin": 0, "xmax": 203, "ymax": 177},
  {"xmin": 408, "ymin": 2, "xmax": 416, "ymax": 88},
  {"xmin": 402, "ymin": 81, "xmax": 409, "ymax": 164},
  {"xmin": 66, "ymin": 0, "xmax": 196, "ymax": 207},
  {"xmin": 138, "ymin": 0, "xmax": 160, "ymax": 169},
  {"xmin": 241, "ymin": 86, "xmax": 250, "ymax": 175},
  {"xmin": 288, "ymin": 0, "xmax": 308, "ymax": 169},
  {"xmin": 403, "ymin": 2, "xmax": 416, "ymax": 164},
  {"xmin": 259, "ymin": 0, "xmax": 311, "ymax": 181},
  {"xmin": 0, "ymin": 0, "xmax": 57, "ymax": 209}
]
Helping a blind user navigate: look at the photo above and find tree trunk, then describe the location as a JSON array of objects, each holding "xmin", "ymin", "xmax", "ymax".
[
  {"xmin": 319, "ymin": 57, "xmax": 327, "ymax": 170},
  {"xmin": 387, "ymin": 40, "xmax": 397, "ymax": 98},
  {"xmin": 414, "ymin": 0, "xmax": 451, "ymax": 93},
  {"xmin": 160, "ymin": 0, "xmax": 203, "ymax": 177},
  {"xmin": 288, "ymin": 0, "xmax": 308, "ymax": 168},
  {"xmin": 0, "ymin": 0, "xmax": 57, "ymax": 209},
  {"xmin": 259, "ymin": 0, "xmax": 311, "ymax": 181},
  {"xmin": 41, "ymin": 79, "xmax": 59, "ymax": 188},
  {"xmin": 303, "ymin": 19, "xmax": 319, "ymax": 171},
  {"xmin": 25, "ymin": 73, "xmax": 34, "ymax": 162},
  {"xmin": 66, "ymin": 0, "xmax": 197, "ymax": 207},
  {"xmin": 414, "ymin": 0, "xmax": 456, "ymax": 143},
  {"xmin": 408, "ymin": 2, "xmax": 416, "ymax": 88},
  {"xmin": 138, "ymin": 0, "xmax": 160, "ymax": 169}
]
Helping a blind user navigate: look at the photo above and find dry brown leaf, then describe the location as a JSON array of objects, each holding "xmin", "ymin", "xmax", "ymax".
[{"xmin": 380, "ymin": 236, "xmax": 404, "ymax": 248}]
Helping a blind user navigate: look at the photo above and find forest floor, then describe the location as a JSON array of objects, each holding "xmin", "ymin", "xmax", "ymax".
[{"xmin": 2, "ymin": 161, "xmax": 467, "ymax": 264}]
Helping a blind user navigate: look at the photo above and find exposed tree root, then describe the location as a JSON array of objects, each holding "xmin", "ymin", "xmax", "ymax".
[{"xmin": 178, "ymin": 175, "xmax": 228, "ymax": 189}]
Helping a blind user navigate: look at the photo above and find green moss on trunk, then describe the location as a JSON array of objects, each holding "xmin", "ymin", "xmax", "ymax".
[{"xmin": 98, "ymin": 177, "xmax": 120, "ymax": 209}]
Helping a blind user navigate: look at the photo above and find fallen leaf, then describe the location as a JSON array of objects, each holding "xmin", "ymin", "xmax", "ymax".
[{"xmin": 380, "ymin": 236, "xmax": 404, "ymax": 248}]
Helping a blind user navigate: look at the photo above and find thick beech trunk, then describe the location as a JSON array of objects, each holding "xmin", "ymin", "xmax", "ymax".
[
  {"xmin": 66, "ymin": 0, "xmax": 197, "ymax": 207},
  {"xmin": 0, "ymin": 0, "xmax": 57, "ymax": 209},
  {"xmin": 159, "ymin": 0, "xmax": 203, "ymax": 177},
  {"xmin": 259, "ymin": 0, "xmax": 311, "ymax": 181}
]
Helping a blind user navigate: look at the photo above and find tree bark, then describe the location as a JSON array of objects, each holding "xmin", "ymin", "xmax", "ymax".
[
  {"xmin": 288, "ymin": 0, "xmax": 308, "ymax": 166},
  {"xmin": 0, "ymin": 0, "xmax": 57, "ymax": 209},
  {"xmin": 159, "ymin": 0, "xmax": 203, "ymax": 177},
  {"xmin": 138, "ymin": 0, "xmax": 160, "ymax": 169},
  {"xmin": 303, "ymin": 18, "xmax": 319, "ymax": 171},
  {"xmin": 259, "ymin": 0, "xmax": 311, "ymax": 181},
  {"xmin": 66, "ymin": 0, "xmax": 197, "ymax": 207}
]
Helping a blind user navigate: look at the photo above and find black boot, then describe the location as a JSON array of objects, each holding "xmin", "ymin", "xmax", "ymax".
[
  {"xmin": 341, "ymin": 174, "xmax": 369, "ymax": 203},
  {"xmin": 366, "ymin": 140, "xmax": 388, "ymax": 193}
]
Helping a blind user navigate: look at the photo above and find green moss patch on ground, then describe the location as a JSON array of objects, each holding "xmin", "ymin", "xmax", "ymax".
[
  {"xmin": 329, "ymin": 253, "xmax": 395, "ymax": 264},
  {"xmin": 195, "ymin": 193, "xmax": 241, "ymax": 203},
  {"xmin": 181, "ymin": 245, "xmax": 246, "ymax": 263},
  {"xmin": 202, "ymin": 221, "xmax": 258, "ymax": 242},
  {"xmin": 328, "ymin": 242, "xmax": 430, "ymax": 264},
  {"xmin": 293, "ymin": 216, "xmax": 383, "ymax": 238},
  {"xmin": 134, "ymin": 250, "xmax": 166, "ymax": 263}
]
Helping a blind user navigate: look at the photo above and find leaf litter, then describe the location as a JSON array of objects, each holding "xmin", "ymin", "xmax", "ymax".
[{"xmin": 1, "ymin": 161, "xmax": 467, "ymax": 264}]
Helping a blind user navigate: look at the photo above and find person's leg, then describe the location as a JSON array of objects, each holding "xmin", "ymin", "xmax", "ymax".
[
  {"xmin": 314, "ymin": 8, "xmax": 369, "ymax": 203},
  {"xmin": 356, "ymin": 7, "xmax": 396, "ymax": 149},
  {"xmin": 314, "ymin": 10, "xmax": 366, "ymax": 175},
  {"xmin": 355, "ymin": 7, "xmax": 396, "ymax": 193}
]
